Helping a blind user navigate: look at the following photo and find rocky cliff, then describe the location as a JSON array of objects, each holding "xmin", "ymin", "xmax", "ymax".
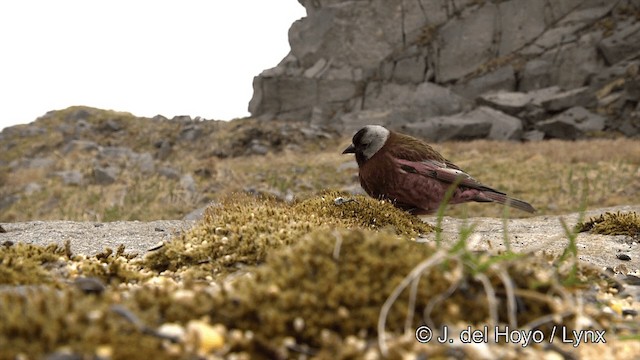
[{"xmin": 249, "ymin": 0, "xmax": 640, "ymax": 140}]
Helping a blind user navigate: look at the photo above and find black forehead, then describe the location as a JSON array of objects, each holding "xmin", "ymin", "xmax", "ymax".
[{"xmin": 352, "ymin": 127, "xmax": 368, "ymax": 144}]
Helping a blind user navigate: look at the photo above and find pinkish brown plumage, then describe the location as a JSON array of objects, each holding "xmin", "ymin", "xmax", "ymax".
[{"xmin": 342, "ymin": 125, "xmax": 535, "ymax": 215}]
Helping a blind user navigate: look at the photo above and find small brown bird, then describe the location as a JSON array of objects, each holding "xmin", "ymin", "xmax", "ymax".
[{"xmin": 342, "ymin": 125, "xmax": 535, "ymax": 215}]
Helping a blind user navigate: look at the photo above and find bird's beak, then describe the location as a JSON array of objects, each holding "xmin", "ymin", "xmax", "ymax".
[{"xmin": 342, "ymin": 144, "xmax": 356, "ymax": 154}]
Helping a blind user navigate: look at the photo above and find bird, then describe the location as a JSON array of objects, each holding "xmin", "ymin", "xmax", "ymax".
[{"xmin": 342, "ymin": 125, "xmax": 535, "ymax": 215}]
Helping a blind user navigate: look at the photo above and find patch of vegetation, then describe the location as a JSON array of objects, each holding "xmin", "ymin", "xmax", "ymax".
[
  {"xmin": 1, "ymin": 191, "xmax": 638, "ymax": 359},
  {"xmin": 144, "ymin": 191, "xmax": 433, "ymax": 275},
  {"xmin": 0, "ymin": 242, "xmax": 70, "ymax": 285},
  {"xmin": 577, "ymin": 211, "xmax": 640, "ymax": 237}
]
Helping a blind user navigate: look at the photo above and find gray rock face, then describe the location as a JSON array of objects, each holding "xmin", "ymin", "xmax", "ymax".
[
  {"xmin": 436, "ymin": 4, "xmax": 498, "ymax": 82},
  {"xmin": 250, "ymin": 0, "xmax": 640, "ymax": 140},
  {"xmin": 363, "ymin": 82, "xmax": 472, "ymax": 117}
]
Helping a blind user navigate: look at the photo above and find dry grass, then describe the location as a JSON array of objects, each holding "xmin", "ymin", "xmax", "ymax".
[{"xmin": 1, "ymin": 107, "xmax": 639, "ymax": 222}]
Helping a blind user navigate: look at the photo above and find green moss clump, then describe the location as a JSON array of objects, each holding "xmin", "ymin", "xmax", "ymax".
[
  {"xmin": 208, "ymin": 227, "xmax": 612, "ymax": 355},
  {"xmin": 212, "ymin": 228, "xmax": 445, "ymax": 346},
  {"xmin": 143, "ymin": 191, "xmax": 433, "ymax": 275},
  {"xmin": 0, "ymin": 242, "xmax": 69, "ymax": 285},
  {"xmin": 0, "ymin": 286, "xmax": 172, "ymax": 359},
  {"xmin": 577, "ymin": 211, "xmax": 640, "ymax": 236},
  {"xmin": 293, "ymin": 190, "xmax": 434, "ymax": 236},
  {"xmin": 78, "ymin": 245, "xmax": 148, "ymax": 285}
]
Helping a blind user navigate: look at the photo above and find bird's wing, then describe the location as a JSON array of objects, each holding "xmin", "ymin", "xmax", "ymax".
[{"xmin": 394, "ymin": 158, "xmax": 505, "ymax": 195}]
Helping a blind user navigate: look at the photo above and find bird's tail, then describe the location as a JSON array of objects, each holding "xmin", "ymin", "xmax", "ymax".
[{"xmin": 481, "ymin": 191, "xmax": 536, "ymax": 213}]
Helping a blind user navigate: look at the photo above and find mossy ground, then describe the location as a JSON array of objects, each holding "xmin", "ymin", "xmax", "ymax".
[
  {"xmin": 577, "ymin": 211, "xmax": 640, "ymax": 237},
  {"xmin": 1, "ymin": 193, "xmax": 639, "ymax": 359}
]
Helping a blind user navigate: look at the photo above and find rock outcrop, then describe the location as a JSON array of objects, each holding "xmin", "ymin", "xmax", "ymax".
[{"xmin": 249, "ymin": 0, "xmax": 640, "ymax": 140}]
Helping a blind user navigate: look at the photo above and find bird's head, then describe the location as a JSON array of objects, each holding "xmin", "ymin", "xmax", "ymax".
[{"xmin": 342, "ymin": 125, "xmax": 390, "ymax": 164}]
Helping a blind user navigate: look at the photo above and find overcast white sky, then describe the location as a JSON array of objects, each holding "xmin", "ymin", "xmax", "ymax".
[{"xmin": 0, "ymin": 1, "xmax": 305, "ymax": 130}]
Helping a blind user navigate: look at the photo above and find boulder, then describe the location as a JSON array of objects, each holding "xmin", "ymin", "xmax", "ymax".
[
  {"xmin": 93, "ymin": 166, "xmax": 118, "ymax": 185},
  {"xmin": 0, "ymin": 195, "xmax": 20, "ymax": 210},
  {"xmin": 539, "ymin": 87, "xmax": 595, "ymax": 112},
  {"xmin": 20, "ymin": 157, "xmax": 55, "ymax": 170},
  {"xmin": 519, "ymin": 60, "xmax": 553, "ymax": 91},
  {"xmin": 599, "ymin": 22, "xmax": 640, "ymax": 65},
  {"xmin": 99, "ymin": 146, "xmax": 134, "ymax": 160},
  {"xmin": 482, "ymin": 107, "xmax": 524, "ymax": 140},
  {"xmin": 180, "ymin": 174, "xmax": 197, "ymax": 193},
  {"xmin": 134, "ymin": 152, "xmax": 156, "ymax": 174},
  {"xmin": 535, "ymin": 106, "xmax": 605, "ymax": 139},
  {"xmin": 399, "ymin": 106, "xmax": 522, "ymax": 142},
  {"xmin": 55, "ymin": 171, "xmax": 84, "ymax": 186},
  {"xmin": 337, "ymin": 109, "xmax": 397, "ymax": 134},
  {"xmin": 400, "ymin": 112, "xmax": 493, "ymax": 142},
  {"xmin": 24, "ymin": 182, "xmax": 42, "ymax": 195},
  {"xmin": 522, "ymin": 130, "xmax": 545, "ymax": 142},
  {"xmin": 63, "ymin": 140, "xmax": 99, "ymax": 154},
  {"xmin": 453, "ymin": 66, "xmax": 517, "ymax": 99},
  {"xmin": 478, "ymin": 87, "xmax": 561, "ymax": 114},
  {"xmin": 158, "ymin": 167, "xmax": 181, "ymax": 180}
]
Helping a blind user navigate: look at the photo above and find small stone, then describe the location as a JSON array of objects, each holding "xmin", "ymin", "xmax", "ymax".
[
  {"xmin": 617, "ymin": 253, "xmax": 631, "ymax": 261},
  {"xmin": 95, "ymin": 345, "xmax": 112, "ymax": 359},
  {"xmin": 74, "ymin": 277, "xmax": 106, "ymax": 295},
  {"xmin": 293, "ymin": 317, "xmax": 305, "ymax": 332},
  {"xmin": 623, "ymin": 275, "xmax": 640, "ymax": 286},
  {"xmin": 147, "ymin": 242, "xmax": 165, "ymax": 252},
  {"xmin": 156, "ymin": 323, "xmax": 186, "ymax": 341},
  {"xmin": 185, "ymin": 320, "xmax": 225, "ymax": 355}
]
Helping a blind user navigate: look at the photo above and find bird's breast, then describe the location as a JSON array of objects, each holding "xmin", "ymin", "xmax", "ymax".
[{"xmin": 358, "ymin": 155, "xmax": 398, "ymax": 198}]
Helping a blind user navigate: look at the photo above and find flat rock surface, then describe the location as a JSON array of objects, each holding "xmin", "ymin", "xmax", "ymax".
[
  {"xmin": 0, "ymin": 205, "xmax": 638, "ymax": 272},
  {"xmin": 0, "ymin": 220, "xmax": 196, "ymax": 257},
  {"xmin": 425, "ymin": 205, "xmax": 640, "ymax": 272}
]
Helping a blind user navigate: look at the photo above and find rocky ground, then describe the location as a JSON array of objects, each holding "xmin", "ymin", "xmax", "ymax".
[{"xmin": 2, "ymin": 206, "xmax": 638, "ymax": 272}]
